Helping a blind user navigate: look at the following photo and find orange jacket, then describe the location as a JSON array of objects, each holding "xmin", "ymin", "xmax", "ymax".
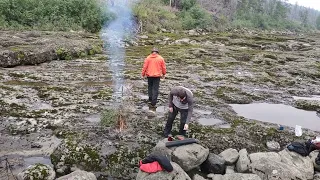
[{"xmin": 141, "ymin": 53, "xmax": 166, "ymax": 77}]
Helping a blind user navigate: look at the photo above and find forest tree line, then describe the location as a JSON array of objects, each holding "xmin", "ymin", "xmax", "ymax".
[{"xmin": 0, "ymin": 0, "xmax": 319, "ymax": 33}]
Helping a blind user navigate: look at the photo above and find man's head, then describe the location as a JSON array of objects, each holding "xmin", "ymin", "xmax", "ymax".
[
  {"xmin": 151, "ymin": 47, "xmax": 159, "ymax": 54},
  {"xmin": 177, "ymin": 90, "xmax": 186, "ymax": 102}
]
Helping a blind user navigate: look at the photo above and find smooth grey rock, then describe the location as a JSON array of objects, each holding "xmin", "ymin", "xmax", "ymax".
[
  {"xmin": 207, "ymin": 173, "xmax": 261, "ymax": 180},
  {"xmin": 56, "ymin": 170, "xmax": 96, "ymax": 180},
  {"xmin": 279, "ymin": 148, "xmax": 314, "ymax": 179},
  {"xmin": 200, "ymin": 153, "xmax": 226, "ymax": 174},
  {"xmin": 225, "ymin": 166, "xmax": 235, "ymax": 174},
  {"xmin": 172, "ymin": 143, "xmax": 209, "ymax": 171},
  {"xmin": 266, "ymin": 141, "xmax": 281, "ymax": 151},
  {"xmin": 250, "ymin": 157, "xmax": 306, "ymax": 180},
  {"xmin": 309, "ymin": 150, "xmax": 320, "ymax": 171},
  {"xmin": 249, "ymin": 152, "xmax": 280, "ymax": 163},
  {"xmin": 219, "ymin": 148, "xmax": 239, "ymax": 165},
  {"xmin": 152, "ymin": 138, "xmax": 172, "ymax": 159},
  {"xmin": 236, "ymin": 149, "xmax": 250, "ymax": 173},
  {"xmin": 314, "ymin": 173, "xmax": 320, "ymax": 180},
  {"xmin": 193, "ymin": 174, "xmax": 207, "ymax": 180},
  {"xmin": 136, "ymin": 162, "xmax": 191, "ymax": 180}
]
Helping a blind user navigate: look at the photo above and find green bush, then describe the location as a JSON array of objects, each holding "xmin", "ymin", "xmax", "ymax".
[
  {"xmin": 133, "ymin": 0, "xmax": 182, "ymax": 32},
  {"xmin": 134, "ymin": 0, "xmax": 211, "ymax": 32},
  {"xmin": 0, "ymin": 0, "xmax": 113, "ymax": 32},
  {"xmin": 180, "ymin": 0, "xmax": 197, "ymax": 10}
]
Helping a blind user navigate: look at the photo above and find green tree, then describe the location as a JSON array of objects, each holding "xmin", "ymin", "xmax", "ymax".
[
  {"xmin": 316, "ymin": 15, "xmax": 320, "ymax": 29},
  {"xmin": 300, "ymin": 9, "xmax": 309, "ymax": 27},
  {"xmin": 273, "ymin": 0, "xmax": 287, "ymax": 21}
]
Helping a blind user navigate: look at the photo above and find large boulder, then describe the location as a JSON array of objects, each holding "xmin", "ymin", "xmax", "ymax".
[
  {"xmin": 193, "ymin": 174, "xmax": 207, "ymax": 180},
  {"xmin": 200, "ymin": 153, "xmax": 226, "ymax": 174},
  {"xmin": 314, "ymin": 173, "xmax": 320, "ymax": 180},
  {"xmin": 278, "ymin": 149, "xmax": 314, "ymax": 179},
  {"xmin": 151, "ymin": 139, "xmax": 209, "ymax": 172},
  {"xmin": 250, "ymin": 157, "xmax": 306, "ymax": 180},
  {"xmin": 172, "ymin": 143, "xmax": 209, "ymax": 171},
  {"xmin": 236, "ymin": 149, "xmax": 250, "ymax": 173},
  {"xmin": 225, "ymin": 166, "xmax": 235, "ymax": 174},
  {"xmin": 219, "ymin": 148, "xmax": 239, "ymax": 165},
  {"xmin": 309, "ymin": 150, "xmax": 320, "ymax": 171},
  {"xmin": 152, "ymin": 138, "xmax": 173, "ymax": 159},
  {"xmin": 249, "ymin": 152, "xmax": 280, "ymax": 163},
  {"xmin": 207, "ymin": 173, "xmax": 261, "ymax": 180},
  {"xmin": 17, "ymin": 164, "xmax": 55, "ymax": 180},
  {"xmin": 266, "ymin": 141, "xmax": 281, "ymax": 151},
  {"xmin": 136, "ymin": 162, "xmax": 191, "ymax": 180},
  {"xmin": 56, "ymin": 170, "xmax": 96, "ymax": 180}
]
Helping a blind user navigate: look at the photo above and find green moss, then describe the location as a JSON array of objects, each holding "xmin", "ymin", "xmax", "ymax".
[
  {"xmin": 92, "ymin": 44, "xmax": 103, "ymax": 54},
  {"xmin": 10, "ymin": 47, "xmax": 22, "ymax": 51},
  {"xmin": 62, "ymin": 139, "xmax": 102, "ymax": 171},
  {"xmin": 17, "ymin": 51, "xmax": 25, "ymax": 60},
  {"xmin": 294, "ymin": 99, "xmax": 320, "ymax": 111},
  {"xmin": 95, "ymin": 55, "xmax": 108, "ymax": 61},
  {"xmin": 266, "ymin": 127, "xmax": 277, "ymax": 136},
  {"xmin": 24, "ymin": 164, "xmax": 50, "ymax": 180},
  {"xmin": 9, "ymin": 72, "xmax": 26, "ymax": 78},
  {"xmin": 50, "ymin": 154, "xmax": 60, "ymax": 167},
  {"xmin": 56, "ymin": 47, "xmax": 72, "ymax": 60},
  {"xmin": 231, "ymin": 117, "xmax": 251, "ymax": 128},
  {"xmin": 214, "ymin": 86, "xmax": 240, "ymax": 98},
  {"xmin": 78, "ymin": 51, "xmax": 87, "ymax": 58},
  {"xmin": 3, "ymin": 80, "xmax": 48, "ymax": 87},
  {"xmin": 106, "ymin": 144, "xmax": 153, "ymax": 178},
  {"xmin": 88, "ymin": 49, "xmax": 95, "ymax": 55},
  {"xmin": 263, "ymin": 54, "xmax": 277, "ymax": 60},
  {"xmin": 0, "ymin": 85, "xmax": 16, "ymax": 91},
  {"xmin": 100, "ymin": 108, "xmax": 118, "ymax": 127},
  {"xmin": 92, "ymin": 89, "xmax": 113, "ymax": 100}
]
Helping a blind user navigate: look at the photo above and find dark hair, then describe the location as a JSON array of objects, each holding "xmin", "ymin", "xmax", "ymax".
[
  {"xmin": 151, "ymin": 47, "xmax": 159, "ymax": 53},
  {"xmin": 177, "ymin": 90, "xmax": 186, "ymax": 99}
]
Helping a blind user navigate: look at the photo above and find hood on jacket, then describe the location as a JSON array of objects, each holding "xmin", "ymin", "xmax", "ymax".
[{"xmin": 148, "ymin": 53, "xmax": 159, "ymax": 58}]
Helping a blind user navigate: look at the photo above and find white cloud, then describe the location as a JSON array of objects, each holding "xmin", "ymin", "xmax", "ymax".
[{"xmin": 286, "ymin": 0, "xmax": 320, "ymax": 11}]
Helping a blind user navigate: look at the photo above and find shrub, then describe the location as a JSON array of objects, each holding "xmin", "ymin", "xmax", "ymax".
[
  {"xmin": 133, "ymin": 0, "xmax": 182, "ymax": 32},
  {"xmin": 0, "ymin": 0, "xmax": 113, "ymax": 33}
]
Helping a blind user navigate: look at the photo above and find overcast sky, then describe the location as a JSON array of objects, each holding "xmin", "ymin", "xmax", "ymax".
[{"xmin": 287, "ymin": 0, "xmax": 320, "ymax": 11}]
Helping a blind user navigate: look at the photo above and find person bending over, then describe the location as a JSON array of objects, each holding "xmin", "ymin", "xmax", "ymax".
[{"xmin": 164, "ymin": 86, "xmax": 194, "ymax": 137}]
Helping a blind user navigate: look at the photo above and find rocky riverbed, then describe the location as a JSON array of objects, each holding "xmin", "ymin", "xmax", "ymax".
[{"xmin": 1, "ymin": 29, "xmax": 320, "ymax": 179}]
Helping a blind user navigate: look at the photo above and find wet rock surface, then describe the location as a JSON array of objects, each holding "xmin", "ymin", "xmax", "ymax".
[{"xmin": 1, "ymin": 30, "xmax": 320, "ymax": 179}]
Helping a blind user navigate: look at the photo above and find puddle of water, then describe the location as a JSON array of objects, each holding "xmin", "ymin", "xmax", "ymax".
[
  {"xmin": 24, "ymin": 156, "xmax": 53, "ymax": 167},
  {"xmin": 198, "ymin": 118, "xmax": 223, "ymax": 125},
  {"xmin": 194, "ymin": 109, "xmax": 212, "ymax": 115},
  {"xmin": 293, "ymin": 95, "xmax": 320, "ymax": 101},
  {"xmin": 142, "ymin": 106, "xmax": 166, "ymax": 113},
  {"xmin": 31, "ymin": 102, "xmax": 53, "ymax": 110},
  {"xmin": 85, "ymin": 114, "xmax": 101, "ymax": 123},
  {"xmin": 156, "ymin": 106, "xmax": 166, "ymax": 113},
  {"xmin": 6, "ymin": 156, "xmax": 53, "ymax": 176},
  {"xmin": 198, "ymin": 117, "xmax": 231, "ymax": 128},
  {"xmin": 218, "ymin": 124, "xmax": 231, "ymax": 128},
  {"xmin": 137, "ymin": 94, "xmax": 149, "ymax": 101},
  {"xmin": 230, "ymin": 103, "xmax": 320, "ymax": 131}
]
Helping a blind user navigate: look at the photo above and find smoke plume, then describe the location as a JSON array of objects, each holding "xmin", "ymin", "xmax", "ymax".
[{"xmin": 100, "ymin": 0, "xmax": 137, "ymax": 101}]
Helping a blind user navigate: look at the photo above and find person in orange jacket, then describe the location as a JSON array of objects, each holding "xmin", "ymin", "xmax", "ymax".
[{"xmin": 141, "ymin": 47, "xmax": 166, "ymax": 107}]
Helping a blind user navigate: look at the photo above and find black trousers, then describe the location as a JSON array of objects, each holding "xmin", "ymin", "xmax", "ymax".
[
  {"xmin": 147, "ymin": 77, "xmax": 160, "ymax": 106},
  {"xmin": 164, "ymin": 105, "xmax": 188, "ymax": 137}
]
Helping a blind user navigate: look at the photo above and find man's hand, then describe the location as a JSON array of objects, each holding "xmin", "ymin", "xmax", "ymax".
[
  {"xmin": 169, "ymin": 107, "xmax": 173, "ymax": 112},
  {"xmin": 183, "ymin": 124, "xmax": 189, "ymax": 130},
  {"xmin": 162, "ymin": 75, "xmax": 165, "ymax": 79},
  {"xmin": 141, "ymin": 75, "xmax": 145, "ymax": 79}
]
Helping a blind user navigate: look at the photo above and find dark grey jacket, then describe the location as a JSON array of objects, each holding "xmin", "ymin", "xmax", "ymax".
[{"xmin": 168, "ymin": 86, "xmax": 194, "ymax": 123}]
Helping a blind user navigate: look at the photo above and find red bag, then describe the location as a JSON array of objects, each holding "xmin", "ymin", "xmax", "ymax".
[{"xmin": 139, "ymin": 160, "xmax": 163, "ymax": 173}]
